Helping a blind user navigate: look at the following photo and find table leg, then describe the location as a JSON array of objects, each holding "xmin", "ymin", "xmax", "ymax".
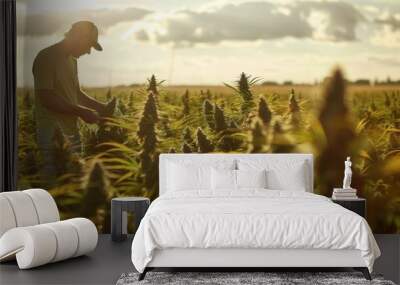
[
  {"xmin": 111, "ymin": 202, "xmax": 126, "ymax": 242},
  {"xmin": 122, "ymin": 210, "xmax": 127, "ymax": 235},
  {"xmin": 134, "ymin": 202, "xmax": 150, "ymax": 233}
]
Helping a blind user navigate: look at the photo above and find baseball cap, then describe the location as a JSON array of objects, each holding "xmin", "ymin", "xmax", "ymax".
[{"xmin": 66, "ymin": 21, "xmax": 103, "ymax": 51}]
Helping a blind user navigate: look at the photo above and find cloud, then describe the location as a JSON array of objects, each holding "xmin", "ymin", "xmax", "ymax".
[
  {"xmin": 299, "ymin": 1, "xmax": 364, "ymax": 41},
  {"xmin": 134, "ymin": 1, "xmax": 365, "ymax": 46},
  {"xmin": 375, "ymin": 14, "xmax": 400, "ymax": 31},
  {"xmin": 370, "ymin": 25, "xmax": 400, "ymax": 48},
  {"xmin": 18, "ymin": 7, "xmax": 152, "ymax": 36},
  {"xmin": 369, "ymin": 12, "xmax": 400, "ymax": 48},
  {"xmin": 368, "ymin": 55, "xmax": 400, "ymax": 67}
]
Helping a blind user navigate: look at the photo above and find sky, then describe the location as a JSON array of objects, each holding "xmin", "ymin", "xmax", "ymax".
[{"xmin": 16, "ymin": 0, "xmax": 400, "ymax": 87}]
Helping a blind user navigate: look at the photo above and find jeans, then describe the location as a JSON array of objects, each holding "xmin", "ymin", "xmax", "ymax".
[{"xmin": 36, "ymin": 118, "xmax": 81, "ymax": 185}]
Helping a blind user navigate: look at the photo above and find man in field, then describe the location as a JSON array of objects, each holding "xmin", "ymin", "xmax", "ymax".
[{"xmin": 32, "ymin": 21, "xmax": 112, "ymax": 180}]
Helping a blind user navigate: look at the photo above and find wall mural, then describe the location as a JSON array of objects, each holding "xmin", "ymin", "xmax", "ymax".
[{"xmin": 17, "ymin": 0, "xmax": 400, "ymax": 233}]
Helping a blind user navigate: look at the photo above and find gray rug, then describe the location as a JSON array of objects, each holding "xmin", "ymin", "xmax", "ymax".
[{"xmin": 116, "ymin": 271, "xmax": 396, "ymax": 285}]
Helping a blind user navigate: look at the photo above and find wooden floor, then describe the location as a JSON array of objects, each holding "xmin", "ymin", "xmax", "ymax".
[{"xmin": 0, "ymin": 234, "xmax": 398, "ymax": 285}]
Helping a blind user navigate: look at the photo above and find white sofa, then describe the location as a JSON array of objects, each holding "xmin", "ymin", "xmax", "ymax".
[{"xmin": 0, "ymin": 189, "xmax": 98, "ymax": 269}]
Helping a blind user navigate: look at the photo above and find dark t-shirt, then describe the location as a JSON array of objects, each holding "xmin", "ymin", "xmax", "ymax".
[{"xmin": 32, "ymin": 43, "xmax": 80, "ymax": 137}]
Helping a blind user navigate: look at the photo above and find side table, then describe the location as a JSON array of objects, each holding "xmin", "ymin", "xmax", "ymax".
[
  {"xmin": 331, "ymin": 198, "xmax": 366, "ymax": 218},
  {"xmin": 111, "ymin": 197, "xmax": 150, "ymax": 242}
]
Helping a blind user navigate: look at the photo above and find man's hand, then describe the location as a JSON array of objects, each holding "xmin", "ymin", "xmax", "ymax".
[
  {"xmin": 78, "ymin": 89, "xmax": 116, "ymax": 117},
  {"xmin": 37, "ymin": 90, "xmax": 101, "ymax": 124},
  {"xmin": 78, "ymin": 107, "xmax": 100, "ymax": 124},
  {"xmin": 99, "ymin": 97, "xmax": 117, "ymax": 117}
]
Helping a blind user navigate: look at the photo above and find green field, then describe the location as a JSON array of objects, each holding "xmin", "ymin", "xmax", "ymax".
[{"xmin": 17, "ymin": 70, "xmax": 400, "ymax": 233}]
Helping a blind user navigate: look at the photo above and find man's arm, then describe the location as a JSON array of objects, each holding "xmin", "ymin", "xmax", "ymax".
[
  {"xmin": 37, "ymin": 90, "xmax": 100, "ymax": 124},
  {"xmin": 33, "ymin": 51, "xmax": 99, "ymax": 124},
  {"xmin": 77, "ymin": 88, "xmax": 106, "ymax": 113}
]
